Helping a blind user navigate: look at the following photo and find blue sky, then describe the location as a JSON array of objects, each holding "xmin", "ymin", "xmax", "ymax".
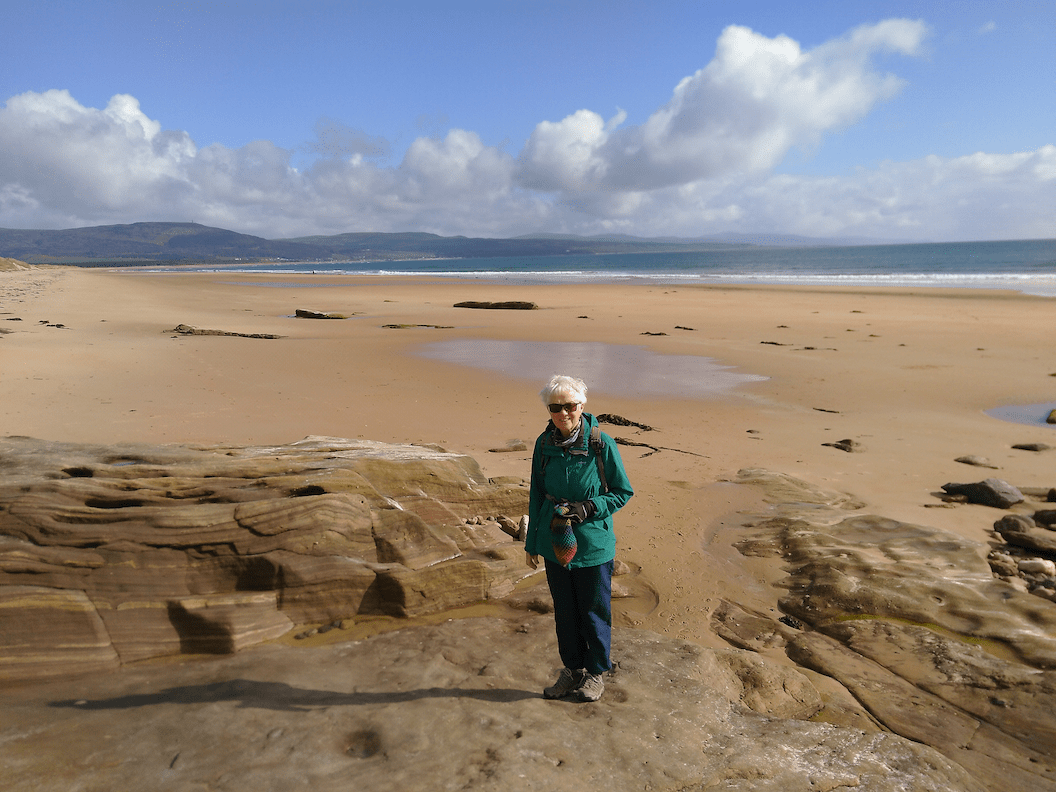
[{"xmin": 1, "ymin": 0, "xmax": 1052, "ymax": 241}]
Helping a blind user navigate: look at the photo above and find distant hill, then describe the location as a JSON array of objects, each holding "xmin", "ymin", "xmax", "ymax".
[
  {"xmin": 0, "ymin": 221, "xmax": 890, "ymax": 265},
  {"xmin": 0, "ymin": 222, "xmax": 321, "ymax": 264}
]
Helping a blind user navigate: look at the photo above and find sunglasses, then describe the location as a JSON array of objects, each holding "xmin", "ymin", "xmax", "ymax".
[{"xmin": 548, "ymin": 402, "xmax": 581, "ymax": 413}]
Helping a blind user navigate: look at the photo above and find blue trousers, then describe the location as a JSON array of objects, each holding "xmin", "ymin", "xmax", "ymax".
[{"xmin": 544, "ymin": 558, "xmax": 613, "ymax": 675}]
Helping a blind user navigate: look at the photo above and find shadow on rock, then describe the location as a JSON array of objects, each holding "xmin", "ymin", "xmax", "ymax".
[{"xmin": 50, "ymin": 678, "xmax": 538, "ymax": 712}]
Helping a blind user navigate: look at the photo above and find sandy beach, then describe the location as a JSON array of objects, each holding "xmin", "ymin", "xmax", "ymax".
[{"xmin": 2, "ymin": 266, "xmax": 1054, "ymax": 648}]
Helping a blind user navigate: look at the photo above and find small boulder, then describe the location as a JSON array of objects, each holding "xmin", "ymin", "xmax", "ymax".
[
  {"xmin": 453, "ymin": 301, "xmax": 537, "ymax": 310},
  {"xmin": 987, "ymin": 551, "xmax": 1019, "ymax": 577},
  {"xmin": 955, "ymin": 455, "xmax": 998, "ymax": 469},
  {"xmin": 822, "ymin": 439, "xmax": 863, "ymax": 453},
  {"xmin": 1035, "ymin": 510, "xmax": 1056, "ymax": 529},
  {"xmin": 488, "ymin": 440, "xmax": 528, "ymax": 453},
  {"xmin": 1018, "ymin": 558, "xmax": 1056, "ymax": 576},
  {"xmin": 295, "ymin": 309, "xmax": 348, "ymax": 319},
  {"xmin": 941, "ymin": 478, "xmax": 1024, "ymax": 509},
  {"xmin": 994, "ymin": 514, "xmax": 1036, "ymax": 534},
  {"xmin": 998, "ymin": 524, "xmax": 1056, "ymax": 556},
  {"xmin": 492, "ymin": 515, "xmax": 528, "ymax": 542}
]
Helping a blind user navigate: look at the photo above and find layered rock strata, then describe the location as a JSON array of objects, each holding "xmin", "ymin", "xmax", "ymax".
[
  {"xmin": 715, "ymin": 469, "xmax": 1056, "ymax": 792},
  {"xmin": 0, "ymin": 436, "xmax": 530, "ymax": 680}
]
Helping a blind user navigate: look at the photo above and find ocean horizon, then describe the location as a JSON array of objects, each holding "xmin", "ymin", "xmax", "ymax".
[{"xmin": 146, "ymin": 238, "xmax": 1055, "ymax": 297}]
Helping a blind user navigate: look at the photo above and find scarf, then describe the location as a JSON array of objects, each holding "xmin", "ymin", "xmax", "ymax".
[{"xmin": 551, "ymin": 420, "xmax": 583, "ymax": 449}]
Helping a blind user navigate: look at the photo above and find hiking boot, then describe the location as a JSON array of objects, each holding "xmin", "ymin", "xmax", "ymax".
[
  {"xmin": 543, "ymin": 667, "xmax": 585, "ymax": 699},
  {"xmin": 575, "ymin": 672, "xmax": 605, "ymax": 702}
]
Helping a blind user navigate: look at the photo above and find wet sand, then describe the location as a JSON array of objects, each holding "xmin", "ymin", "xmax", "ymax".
[{"xmin": 2, "ymin": 266, "xmax": 1054, "ymax": 646}]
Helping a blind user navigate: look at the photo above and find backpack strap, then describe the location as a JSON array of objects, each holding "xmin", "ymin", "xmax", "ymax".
[{"xmin": 589, "ymin": 425, "xmax": 609, "ymax": 494}]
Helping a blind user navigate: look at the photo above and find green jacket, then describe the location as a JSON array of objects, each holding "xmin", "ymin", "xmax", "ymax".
[{"xmin": 526, "ymin": 412, "xmax": 634, "ymax": 568}]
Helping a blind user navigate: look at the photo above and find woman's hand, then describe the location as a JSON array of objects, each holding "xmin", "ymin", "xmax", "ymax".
[
  {"xmin": 526, "ymin": 552, "xmax": 539, "ymax": 570},
  {"xmin": 555, "ymin": 500, "xmax": 595, "ymax": 524}
]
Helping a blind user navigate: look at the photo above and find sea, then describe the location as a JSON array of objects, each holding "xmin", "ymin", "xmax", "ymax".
[{"xmin": 175, "ymin": 238, "xmax": 1056, "ymax": 297}]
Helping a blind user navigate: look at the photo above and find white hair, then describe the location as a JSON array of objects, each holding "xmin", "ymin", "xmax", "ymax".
[{"xmin": 539, "ymin": 374, "xmax": 588, "ymax": 405}]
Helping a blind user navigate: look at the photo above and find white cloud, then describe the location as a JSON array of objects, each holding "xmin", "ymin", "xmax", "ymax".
[
  {"xmin": 0, "ymin": 20, "xmax": 1051, "ymax": 242},
  {"xmin": 517, "ymin": 19, "xmax": 929, "ymax": 192},
  {"xmin": 631, "ymin": 146, "xmax": 1056, "ymax": 241},
  {"xmin": 0, "ymin": 89, "xmax": 196, "ymax": 222},
  {"xmin": 517, "ymin": 109, "xmax": 615, "ymax": 191}
]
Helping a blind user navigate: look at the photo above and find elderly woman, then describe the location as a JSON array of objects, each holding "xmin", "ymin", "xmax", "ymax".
[{"xmin": 526, "ymin": 374, "xmax": 634, "ymax": 702}]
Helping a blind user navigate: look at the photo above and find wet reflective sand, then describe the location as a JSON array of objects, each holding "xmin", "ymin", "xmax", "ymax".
[{"xmin": 416, "ymin": 340, "xmax": 768, "ymax": 399}]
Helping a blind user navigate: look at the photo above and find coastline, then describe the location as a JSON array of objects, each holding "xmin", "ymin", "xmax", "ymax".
[{"xmin": 2, "ymin": 266, "xmax": 1054, "ymax": 646}]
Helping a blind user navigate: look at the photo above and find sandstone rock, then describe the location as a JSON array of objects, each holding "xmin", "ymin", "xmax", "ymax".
[
  {"xmin": 0, "ymin": 586, "xmax": 120, "ymax": 679},
  {"xmin": 295, "ymin": 309, "xmax": 348, "ymax": 319},
  {"xmin": 994, "ymin": 513, "xmax": 1036, "ymax": 533},
  {"xmin": 1001, "ymin": 528, "xmax": 1056, "ymax": 556},
  {"xmin": 1012, "ymin": 442, "xmax": 1052, "ymax": 452},
  {"xmin": 941, "ymin": 478, "xmax": 1025, "ymax": 508},
  {"xmin": 268, "ymin": 552, "xmax": 379, "ymax": 624},
  {"xmin": 763, "ymin": 512, "xmax": 1056, "ymax": 667},
  {"xmin": 709, "ymin": 598, "xmax": 793, "ymax": 653},
  {"xmin": 724, "ymin": 475, "xmax": 1056, "ymax": 789},
  {"xmin": 168, "ymin": 323, "xmax": 283, "ymax": 339},
  {"xmin": 955, "ymin": 455, "xmax": 998, "ymax": 469},
  {"xmin": 787, "ymin": 628, "xmax": 1053, "ymax": 792},
  {"xmin": 453, "ymin": 300, "xmax": 537, "ymax": 310},
  {"xmin": 0, "ymin": 436, "xmax": 531, "ymax": 679},
  {"xmin": 987, "ymin": 550, "xmax": 1019, "ymax": 577},
  {"xmin": 822, "ymin": 438, "xmax": 863, "ymax": 452},
  {"xmin": 830, "ymin": 618, "xmax": 1056, "ymax": 755},
  {"xmin": 495, "ymin": 515, "xmax": 527, "ymax": 541},
  {"xmin": 487, "ymin": 440, "xmax": 528, "ymax": 452},
  {"xmin": 1036, "ymin": 509, "xmax": 1056, "ymax": 528},
  {"xmin": 168, "ymin": 592, "xmax": 294, "ymax": 653},
  {"xmin": 1034, "ymin": 585, "xmax": 1056, "ymax": 602},
  {"xmin": 0, "ymin": 617, "xmax": 986, "ymax": 792},
  {"xmin": 995, "ymin": 513, "xmax": 1056, "ymax": 557},
  {"xmin": 1019, "ymin": 558, "xmax": 1056, "ymax": 576}
]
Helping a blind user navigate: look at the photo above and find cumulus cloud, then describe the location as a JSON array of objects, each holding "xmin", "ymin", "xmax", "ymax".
[
  {"xmin": 517, "ymin": 108, "xmax": 625, "ymax": 191},
  {"xmin": 0, "ymin": 20, "xmax": 1051, "ymax": 242},
  {"xmin": 0, "ymin": 89, "xmax": 530, "ymax": 238},
  {"xmin": 517, "ymin": 19, "xmax": 929, "ymax": 192},
  {"xmin": 0, "ymin": 89, "xmax": 197, "ymax": 227},
  {"xmin": 597, "ymin": 146, "xmax": 1056, "ymax": 241}
]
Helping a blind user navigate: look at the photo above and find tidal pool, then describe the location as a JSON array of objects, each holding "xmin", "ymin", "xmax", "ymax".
[
  {"xmin": 416, "ymin": 340, "xmax": 767, "ymax": 399},
  {"xmin": 986, "ymin": 402, "xmax": 1056, "ymax": 428}
]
